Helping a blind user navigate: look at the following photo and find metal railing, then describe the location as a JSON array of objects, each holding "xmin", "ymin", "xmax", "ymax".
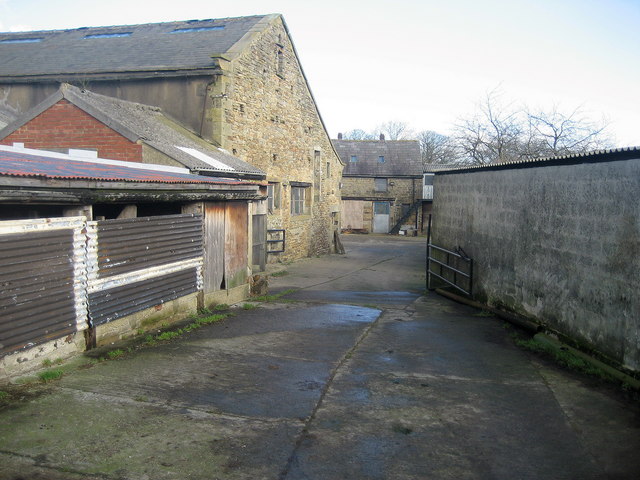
[{"xmin": 427, "ymin": 243, "xmax": 473, "ymax": 296}]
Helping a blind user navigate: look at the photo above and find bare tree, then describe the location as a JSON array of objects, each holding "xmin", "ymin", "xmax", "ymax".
[
  {"xmin": 417, "ymin": 130, "xmax": 458, "ymax": 166},
  {"xmin": 342, "ymin": 129, "xmax": 376, "ymax": 140},
  {"xmin": 453, "ymin": 89, "xmax": 523, "ymax": 165},
  {"xmin": 453, "ymin": 89, "xmax": 611, "ymax": 165},
  {"xmin": 523, "ymin": 105, "xmax": 611, "ymax": 158},
  {"xmin": 376, "ymin": 120, "xmax": 414, "ymax": 140}
]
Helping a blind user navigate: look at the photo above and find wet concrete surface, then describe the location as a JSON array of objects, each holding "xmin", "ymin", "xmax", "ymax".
[{"xmin": 1, "ymin": 234, "xmax": 639, "ymax": 479}]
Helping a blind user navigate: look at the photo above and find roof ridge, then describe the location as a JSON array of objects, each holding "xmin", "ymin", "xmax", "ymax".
[{"xmin": 0, "ymin": 15, "xmax": 272, "ymax": 35}]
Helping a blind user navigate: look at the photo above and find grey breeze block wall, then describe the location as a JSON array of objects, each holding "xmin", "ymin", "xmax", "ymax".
[{"xmin": 431, "ymin": 157, "xmax": 640, "ymax": 371}]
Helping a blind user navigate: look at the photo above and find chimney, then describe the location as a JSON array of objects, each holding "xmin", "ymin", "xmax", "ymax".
[
  {"xmin": 379, "ymin": 134, "xmax": 385, "ymax": 141},
  {"xmin": 338, "ymin": 132, "xmax": 343, "ymax": 139}
]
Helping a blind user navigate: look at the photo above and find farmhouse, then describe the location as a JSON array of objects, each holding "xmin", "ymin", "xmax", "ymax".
[{"xmin": 333, "ymin": 134, "xmax": 423, "ymax": 234}]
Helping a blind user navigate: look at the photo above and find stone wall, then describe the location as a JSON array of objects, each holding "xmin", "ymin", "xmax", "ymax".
[
  {"xmin": 220, "ymin": 17, "xmax": 343, "ymax": 261},
  {"xmin": 432, "ymin": 156, "xmax": 640, "ymax": 371},
  {"xmin": 0, "ymin": 15, "xmax": 344, "ymax": 263},
  {"xmin": 342, "ymin": 176, "xmax": 421, "ymax": 231}
]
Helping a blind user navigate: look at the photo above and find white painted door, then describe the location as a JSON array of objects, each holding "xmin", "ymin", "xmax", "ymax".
[{"xmin": 373, "ymin": 201, "xmax": 390, "ymax": 233}]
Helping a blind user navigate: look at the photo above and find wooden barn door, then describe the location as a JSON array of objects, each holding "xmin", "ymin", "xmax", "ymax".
[{"xmin": 203, "ymin": 202, "xmax": 249, "ymax": 292}]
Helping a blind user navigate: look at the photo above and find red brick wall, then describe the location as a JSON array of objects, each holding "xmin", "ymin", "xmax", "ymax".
[{"xmin": 0, "ymin": 100, "xmax": 142, "ymax": 162}]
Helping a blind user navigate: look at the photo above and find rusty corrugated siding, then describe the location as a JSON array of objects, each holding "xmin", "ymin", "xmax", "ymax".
[
  {"xmin": 88, "ymin": 268, "xmax": 199, "ymax": 326},
  {"xmin": 86, "ymin": 213, "xmax": 204, "ymax": 326},
  {"xmin": 0, "ymin": 217, "xmax": 87, "ymax": 356},
  {"xmin": 95, "ymin": 214, "xmax": 203, "ymax": 278}
]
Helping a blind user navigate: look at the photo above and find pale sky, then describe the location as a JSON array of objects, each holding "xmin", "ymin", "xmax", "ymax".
[{"xmin": 1, "ymin": 0, "xmax": 639, "ymax": 146}]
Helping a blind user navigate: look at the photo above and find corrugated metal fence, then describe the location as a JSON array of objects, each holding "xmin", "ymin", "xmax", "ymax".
[
  {"xmin": 0, "ymin": 214, "xmax": 204, "ymax": 356},
  {"xmin": 0, "ymin": 217, "xmax": 88, "ymax": 356},
  {"xmin": 86, "ymin": 214, "xmax": 203, "ymax": 326}
]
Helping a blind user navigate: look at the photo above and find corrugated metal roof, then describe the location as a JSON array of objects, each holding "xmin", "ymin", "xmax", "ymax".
[
  {"xmin": 332, "ymin": 139, "xmax": 422, "ymax": 177},
  {"xmin": 0, "ymin": 148, "xmax": 250, "ymax": 185},
  {"xmin": 435, "ymin": 146, "xmax": 640, "ymax": 175},
  {"xmin": 0, "ymin": 16, "xmax": 272, "ymax": 79},
  {"xmin": 423, "ymin": 164, "xmax": 461, "ymax": 173}
]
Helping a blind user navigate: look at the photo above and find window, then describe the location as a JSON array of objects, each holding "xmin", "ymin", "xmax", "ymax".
[
  {"xmin": 84, "ymin": 32, "xmax": 132, "ymax": 39},
  {"xmin": 1, "ymin": 37, "xmax": 43, "ymax": 44},
  {"xmin": 291, "ymin": 186, "xmax": 307, "ymax": 215},
  {"xmin": 378, "ymin": 155, "xmax": 385, "ymax": 163},
  {"xmin": 170, "ymin": 26, "xmax": 225, "ymax": 33},
  {"xmin": 267, "ymin": 183, "xmax": 280, "ymax": 212},
  {"xmin": 326, "ymin": 161, "xmax": 331, "ymax": 178},
  {"xmin": 424, "ymin": 174, "xmax": 434, "ymax": 185},
  {"xmin": 375, "ymin": 178, "xmax": 388, "ymax": 192},
  {"xmin": 350, "ymin": 155, "xmax": 358, "ymax": 163},
  {"xmin": 314, "ymin": 150, "xmax": 321, "ymax": 200},
  {"xmin": 277, "ymin": 49, "xmax": 285, "ymax": 77},
  {"xmin": 374, "ymin": 201, "xmax": 390, "ymax": 215}
]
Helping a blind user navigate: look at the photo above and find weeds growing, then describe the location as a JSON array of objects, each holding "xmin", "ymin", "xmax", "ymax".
[
  {"xmin": 252, "ymin": 288, "xmax": 297, "ymax": 303},
  {"xmin": 38, "ymin": 369, "xmax": 64, "ymax": 383},
  {"xmin": 107, "ymin": 349, "xmax": 125, "ymax": 360},
  {"xmin": 513, "ymin": 335, "xmax": 615, "ymax": 382},
  {"xmin": 142, "ymin": 313, "xmax": 230, "ymax": 346}
]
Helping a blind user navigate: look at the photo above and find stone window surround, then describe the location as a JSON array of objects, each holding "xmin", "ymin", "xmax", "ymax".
[{"xmin": 375, "ymin": 178, "xmax": 388, "ymax": 192}]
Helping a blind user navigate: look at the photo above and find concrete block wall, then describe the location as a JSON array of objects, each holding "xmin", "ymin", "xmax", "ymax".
[
  {"xmin": 0, "ymin": 100, "xmax": 143, "ymax": 161},
  {"xmin": 432, "ymin": 158, "xmax": 640, "ymax": 371}
]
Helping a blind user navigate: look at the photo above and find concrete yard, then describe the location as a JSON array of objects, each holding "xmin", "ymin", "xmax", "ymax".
[{"xmin": 0, "ymin": 234, "xmax": 638, "ymax": 479}]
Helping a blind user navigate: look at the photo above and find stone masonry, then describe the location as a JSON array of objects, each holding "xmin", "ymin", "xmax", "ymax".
[
  {"xmin": 214, "ymin": 17, "xmax": 343, "ymax": 261},
  {"xmin": 342, "ymin": 176, "xmax": 422, "ymax": 232}
]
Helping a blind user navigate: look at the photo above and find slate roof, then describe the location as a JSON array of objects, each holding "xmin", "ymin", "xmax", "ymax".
[
  {"xmin": 0, "ymin": 84, "xmax": 266, "ymax": 178},
  {"xmin": 0, "ymin": 109, "xmax": 14, "ymax": 129},
  {"xmin": 332, "ymin": 139, "xmax": 423, "ymax": 177},
  {"xmin": 0, "ymin": 16, "xmax": 273, "ymax": 80},
  {"xmin": 0, "ymin": 146, "xmax": 251, "ymax": 185}
]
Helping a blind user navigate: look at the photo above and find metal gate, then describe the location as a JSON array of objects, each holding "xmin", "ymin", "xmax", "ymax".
[{"xmin": 427, "ymin": 243, "xmax": 473, "ymax": 296}]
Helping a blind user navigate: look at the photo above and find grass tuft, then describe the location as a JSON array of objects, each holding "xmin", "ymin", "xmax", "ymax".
[
  {"xmin": 252, "ymin": 288, "xmax": 297, "ymax": 303},
  {"xmin": 107, "ymin": 349, "xmax": 125, "ymax": 360},
  {"xmin": 38, "ymin": 369, "xmax": 64, "ymax": 383},
  {"xmin": 514, "ymin": 335, "xmax": 615, "ymax": 381}
]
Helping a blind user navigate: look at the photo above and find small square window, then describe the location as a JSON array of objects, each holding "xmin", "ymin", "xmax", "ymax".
[
  {"xmin": 378, "ymin": 156, "xmax": 385, "ymax": 163},
  {"xmin": 375, "ymin": 178, "xmax": 388, "ymax": 192},
  {"xmin": 350, "ymin": 155, "xmax": 358, "ymax": 162}
]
